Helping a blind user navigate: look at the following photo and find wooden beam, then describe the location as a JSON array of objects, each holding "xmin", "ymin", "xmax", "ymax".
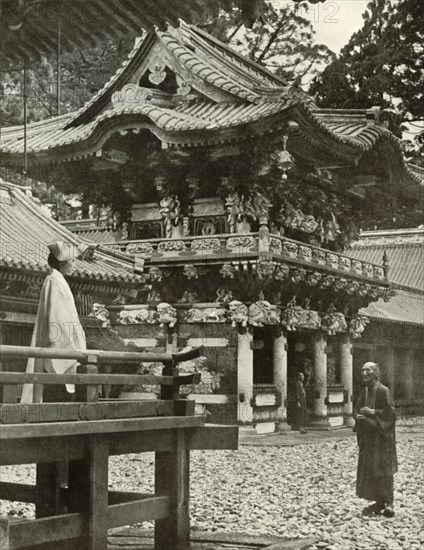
[
  {"xmin": 0, "ymin": 371, "xmax": 201, "ymax": 386},
  {"xmin": 7, "ymin": 512, "xmax": 83, "ymax": 549},
  {"xmin": 0, "ymin": 415, "xmax": 204, "ymax": 440},
  {"xmin": 0, "ymin": 400, "xmax": 177, "ymax": 424},
  {"xmin": 0, "ymin": 482, "xmax": 35, "ymax": 503},
  {"xmin": 188, "ymin": 425, "xmax": 239, "ymax": 450},
  {"xmin": 108, "ymin": 496, "xmax": 170, "ymax": 529}
]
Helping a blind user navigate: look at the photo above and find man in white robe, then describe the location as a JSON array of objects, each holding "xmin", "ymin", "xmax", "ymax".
[{"xmin": 21, "ymin": 242, "xmax": 88, "ymax": 403}]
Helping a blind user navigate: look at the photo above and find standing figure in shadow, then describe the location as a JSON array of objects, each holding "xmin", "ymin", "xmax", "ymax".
[
  {"xmin": 294, "ymin": 372, "xmax": 307, "ymax": 434},
  {"xmin": 354, "ymin": 362, "xmax": 397, "ymax": 517}
]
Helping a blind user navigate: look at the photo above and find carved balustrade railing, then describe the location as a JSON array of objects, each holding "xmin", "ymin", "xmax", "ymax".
[{"xmin": 101, "ymin": 232, "xmax": 387, "ymax": 283}]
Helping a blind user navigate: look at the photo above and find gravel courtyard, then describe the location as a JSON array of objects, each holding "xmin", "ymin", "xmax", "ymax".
[{"xmin": 1, "ymin": 420, "xmax": 423, "ymax": 550}]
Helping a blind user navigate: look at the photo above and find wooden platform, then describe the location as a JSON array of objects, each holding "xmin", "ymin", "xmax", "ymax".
[
  {"xmin": 0, "ymin": 344, "xmax": 238, "ymax": 550},
  {"xmin": 107, "ymin": 528, "xmax": 318, "ymax": 550}
]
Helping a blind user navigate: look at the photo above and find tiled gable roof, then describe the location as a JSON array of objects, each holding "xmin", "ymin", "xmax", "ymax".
[
  {"xmin": 349, "ymin": 229, "xmax": 424, "ymax": 292},
  {"xmin": 0, "ymin": 179, "xmax": 142, "ymax": 285}
]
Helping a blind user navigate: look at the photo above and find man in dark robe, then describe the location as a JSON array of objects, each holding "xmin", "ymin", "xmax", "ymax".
[
  {"xmin": 354, "ymin": 362, "xmax": 397, "ymax": 517},
  {"xmin": 294, "ymin": 372, "xmax": 307, "ymax": 434}
]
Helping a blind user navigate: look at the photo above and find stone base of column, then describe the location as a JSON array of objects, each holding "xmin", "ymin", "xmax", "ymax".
[
  {"xmin": 344, "ymin": 415, "xmax": 355, "ymax": 427},
  {"xmin": 275, "ymin": 421, "xmax": 291, "ymax": 433},
  {"xmin": 307, "ymin": 417, "xmax": 333, "ymax": 430}
]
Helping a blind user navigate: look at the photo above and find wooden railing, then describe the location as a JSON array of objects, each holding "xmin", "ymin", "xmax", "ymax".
[{"xmin": 0, "ymin": 344, "xmax": 238, "ymax": 550}]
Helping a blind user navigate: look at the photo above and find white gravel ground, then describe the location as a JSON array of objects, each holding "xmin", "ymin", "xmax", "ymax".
[{"xmin": 1, "ymin": 418, "xmax": 423, "ymax": 550}]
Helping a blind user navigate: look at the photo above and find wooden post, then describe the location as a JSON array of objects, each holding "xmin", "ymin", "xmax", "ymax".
[
  {"xmin": 68, "ymin": 435, "xmax": 109, "ymax": 550},
  {"xmin": 0, "ymin": 517, "xmax": 10, "ymax": 550},
  {"xmin": 155, "ymin": 429, "xmax": 190, "ymax": 550},
  {"xmin": 75, "ymin": 358, "xmax": 99, "ymax": 403},
  {"xmin": 35, "ymin": 462, "xmax": 67, "ymax": 518}
]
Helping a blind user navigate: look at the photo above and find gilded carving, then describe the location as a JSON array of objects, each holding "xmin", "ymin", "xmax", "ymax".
[
  {"xmin": 282, "ymin": 241, "xmax": 298, "ymax": 256},
  {"xmin": 373, "ymin": 266, "xmax": 385, "ymax": 279},
  {"xmin": 348, "ymin": 314, "xmax": 370, "ymax": 339},
  {"xmin": 90, "ymin": 303, "xmax": 110, "ymax": 327},
  {"xmin": 183, "ymin": 265, "xmax": 201, "ymax": 279},
  {"xmin": 312, "ymin": 249, "xmax": 326, "ymax": 263},
  {"xmin": 118, "ymin": 308, "xmax": 157, "ymax": 325},
  {"xmin": 220, "ymin": 263, "xmax": 236, "ymax": 279},
  {"xmin": 339, "ymin": 257, "xmax": 351, "ymax": 270},
  {"xmin": 280, "ymin": 297, "xmax": 321, "ymax": 331},
  {"xmin": 149, "ymin": 266, "xmax": 164, "ymax": 282},
  {"xmin": 191, "ymin": 238, "xmax": 221, "ymax": 250},
  {"xmin": 248, "ymin": 301, "xmax": 280, "ymax": 326},
  {"xmin": 157, "ymin": 302, "xmax": 177, "ymax": 328},
  {"xmin": 351, "ymin": 259, "xmax": 363, "ymax": 273},
  {"xmin": 159, "ymin": 196, "xmax": 183, "ymax": 239},
  {"xmin": 270, "ymin": 238, "xmax": 282, "ymax": 252},
  {"xmin": 226, "ymin": 236, "xmax": 256, "ymax": 250},
  {"xmin": 126, "ymin": 242, "xmax": 153, "ymax": 255},
  {"xmin": 179, "ymin": 290, "xmax": 199, "ymax": 303},
  {"xmin": 158, "ymin": 240, "xmax": 185, "ymax": 252},
  {"xmin": 227, "ymin": 300, "xmax": 249, "ymax": 327},
  {"xmin": 320, "ymin": 275, "xmax": 336, "ymax": 288},
  {"xmin": 148, "ymin": 57, "xmax": 167, "ymax": 85},
  {"xmin": 305, "ymin": 271, "xmax": 322, "ymax": 286},
  {"xmin": 326, "ymin": 252, "xmax": 339, "ymax": 267},
  {"xmin": 321, "ymin": 305, "xmax": 347, "ymax": 335},
  {"xmin": 333, "ymin": 277, "xmax": 348, "ymax": 292},
  {"xmin": 280, "ymin": 297, "xmax": 304, "ymax": 331},
  {"xmin": 298, "ymin": 245, "xmax": 312, "ymax": 260},
  {"xmin": 362, "ymin": 263, "xmax": 374, "ymax": 278},
  {"xmin": 185, "ymin": 307, "xmax": 226, "ymax": 323},
  {"xmin": 216, "ymin": 287, "xmax": 234, "ymax": 303},
  {"xmin": 274, "ymin": 264, "xmax": 289, "ymax": 281},
  {"xmin": 111, "ymin": 83, "xmax": 149, "ymax": 107},
  {"xmin": 256, "ymin": 259, "xmax": 275, "ymax": 279},
  {"xmin": 290, "ymin": 268, "xmax": 307, "ymax": 283}
]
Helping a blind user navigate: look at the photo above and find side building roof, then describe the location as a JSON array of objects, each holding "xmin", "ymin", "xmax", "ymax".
[
  {"xmin": 349, "ymin": 228, "xmax": 423, "ymax": 327},
  {"xmin": 0, "ymin": 179, "xmax": 142, "ymax": 286}
]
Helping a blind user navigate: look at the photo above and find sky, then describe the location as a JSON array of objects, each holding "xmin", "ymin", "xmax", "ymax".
[{"xmin": 308, "ymin": 0, "xmax": 369, "ymax": 53}]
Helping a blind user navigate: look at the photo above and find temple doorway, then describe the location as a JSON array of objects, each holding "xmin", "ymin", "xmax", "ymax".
[
  {"xmin": 252, "ymin": 327, "xmax": 274, "ymax": 385},
  {"xmin": 286, "ymin": 332, "xmax": 314, "ymax": 427}
]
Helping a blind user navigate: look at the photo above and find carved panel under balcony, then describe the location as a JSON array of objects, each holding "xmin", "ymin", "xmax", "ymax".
[{"xmin": 131, "ymin": 221, "xmax": 163, "ymax": 240}]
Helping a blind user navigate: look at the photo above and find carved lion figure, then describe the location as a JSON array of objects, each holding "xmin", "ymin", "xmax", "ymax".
[
  {"xmin": 227, "ymin": 300, "xmax": 249, "ymax": 327},
  {"xmin": 157, "ymin": 302, "xmax": 177, "ymax": 328}
]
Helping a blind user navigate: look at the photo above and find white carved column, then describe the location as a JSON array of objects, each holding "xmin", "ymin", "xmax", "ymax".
[
  {"xmin": 273, "ymin": 329, "xmax": 289, "ymax": 432},
  {"xmin": 312, "ymin": 331, "xmax": 329, "ymax": 426},
  {"xmin": 340, "ymin": 333, "xmax": 354, "ymax": 427},
  {"xmin": 237, "ymin": 329, "xmax": 254, "ymax": 424}
]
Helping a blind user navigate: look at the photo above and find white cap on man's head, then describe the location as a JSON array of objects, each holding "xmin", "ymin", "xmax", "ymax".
[{"xmin": 47, "ymin": 241, "xmax": 88, "ymax": 262}]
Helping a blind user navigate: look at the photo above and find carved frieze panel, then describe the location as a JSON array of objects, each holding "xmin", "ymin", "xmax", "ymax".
[
  {"xmin": 226, "ymin": 236, "xmax": 256, "ymax": 251},
  {"xmin": 191, "ymin": 238, "xmax": 221, "ymax": 251},
  {"xmin": 281, "ymin": 241, "xmax": 298, "ymax": 257},
  {"xmin": 157, "ymin": 240, "xmax": 186, "ymax": 253},
  {"xmin": 184, "ymin": 307, "xmax": 227, "ymax": 323},
  {"xmin": 118, "ymin": 308, "xmax": 157, "ymax": 325},
  {"xmin": 248, "ymin": 301, "xmax": 280, "ymax": 326},
  {"xmin": 281, "ymin": 298, "xmax": 321, "ymax": 331},
  {"xmin": 126, "ymin": 242, "xmax": 154, "ymax": 255}
]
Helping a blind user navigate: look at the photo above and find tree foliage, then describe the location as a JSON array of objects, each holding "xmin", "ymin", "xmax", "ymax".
[{"xmin": 310, "ymin": 0, "xmax": 424, "ymax": 160}]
